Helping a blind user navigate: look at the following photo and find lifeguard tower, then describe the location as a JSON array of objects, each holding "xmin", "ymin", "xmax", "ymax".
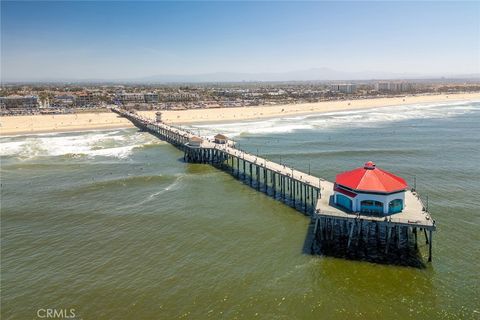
[{"xmin": 155, "ymin": 111, "xmax": 162, "ymax": 123}]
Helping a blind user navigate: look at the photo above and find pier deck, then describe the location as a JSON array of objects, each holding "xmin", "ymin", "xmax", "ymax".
[{"xmin": 217, "ymin": 144, "xmax": 323, "ymax": 189}]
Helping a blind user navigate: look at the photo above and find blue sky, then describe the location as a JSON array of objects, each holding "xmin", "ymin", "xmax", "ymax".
[{"xmin": 1, "ymin": 1, "xmax": 479, "ymax": 81}]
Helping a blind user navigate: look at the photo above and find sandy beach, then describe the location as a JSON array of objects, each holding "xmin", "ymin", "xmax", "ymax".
[
  {"xmin": 1, "ymin": 92, "xmax": 479, "ymax": 136},
  {"xmin": 0, "ymin": 112, "xmax": 134, "ymax": 136}
]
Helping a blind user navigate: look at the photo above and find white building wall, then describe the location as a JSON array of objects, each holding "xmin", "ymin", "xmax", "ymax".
[{"xmin": 334, "ymin": 190, "xmax": 405, "ymax": 214}]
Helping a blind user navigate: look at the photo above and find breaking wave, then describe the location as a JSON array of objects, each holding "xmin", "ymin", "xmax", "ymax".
[
  {"xmin": 187, "ymin": 100, "xmax": 480, "ymax": 137},
  {"xmin": 0, "ymin": 129, "xmax": 162, "ymax": 159}
]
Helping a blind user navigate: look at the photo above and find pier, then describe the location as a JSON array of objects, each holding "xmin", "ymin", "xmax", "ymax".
[{"xmin": 112, "ymin": 107, "xmax": 436, "ymax": 263}]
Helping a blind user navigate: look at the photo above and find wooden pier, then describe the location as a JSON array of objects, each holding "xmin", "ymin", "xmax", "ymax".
[{"xmin": 112, "ymin": 107, "xmax": 436, "ymax": 262}]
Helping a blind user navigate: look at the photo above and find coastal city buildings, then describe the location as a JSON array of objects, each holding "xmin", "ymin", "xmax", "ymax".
[
  {"xmin": 159, "ymin": 92, "xmax": 200, "ymax": 102},
  {"xmin": 116, "ymin": 92, "xmax": 160, "ymax": 104},
  {"xmin": 1, "ymin": 79, "xmax": 478, "ymax": 115}
]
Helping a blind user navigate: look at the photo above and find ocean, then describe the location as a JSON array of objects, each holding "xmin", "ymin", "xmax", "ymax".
[{"xmin": 1, "ymin": 101, "xmax": 479, "ymax": 319}]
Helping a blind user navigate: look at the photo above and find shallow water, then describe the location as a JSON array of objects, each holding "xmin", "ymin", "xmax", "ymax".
[{"xmin": 1, "ymin": 101, "xmax": 479, "ymax": 319}]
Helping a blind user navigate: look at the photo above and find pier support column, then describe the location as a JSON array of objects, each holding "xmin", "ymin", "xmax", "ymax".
[
  {"xmin": 249, "ymin": 163, "xmax": 253, "ymax": 186},
  {"xmin": 355, "ymin": 220, "xmax": 362, "ymax": 246},
  {"xmin": 264, "ymin": 169, "xmax": 268, "ymax": 194},
  {"xmin": 280, "ymin": 176, "xmax": 284, "ymax": 200},
  {"xmin": 300, "ymin": 182, "xmax": 303, "ymax": 206},
  {"xmin": 404, "ymin": 226, "xmax": 408, "ymax": 247},
  {"xmin": 304, "ymin": 184, "xmax": 307, "ymax": 213},
  {"xmin": 293, "ymin": 180, "xmax": 296, "ymax": 207},
  {"xmin": 319, "ymin": 218, "xmax": 324, "ymax": 241},
  {"xmin": 289, "ymin": 178, "xmax": 293, "ymax": 200},
  {"xmin": 330, "ymin": 219, "xmax": 335, "ymax": 240},
  {"xmin": 237, "ymin": 157, "xmax": 240, "ymax": 177},
  {"xmin": 397, "ymin": 226, "xmax": 402, "ymax": 249},
  {"xmin": 428, "ymin": 230, "xmax": 433, "ymax": 262},
  {"xmin": 272, "ymin": 173, "xmax": 276, "ymax": 198},
  {"xmin": 243, "ymin": 160, "xmax": 246, "ymax": 179},
  {"xmin": 347, "ymin": 221, "xmax": 355, "ymax": 248},
  {"xmin": 414, "ymin": 227, "xmax": 418, "ymax": 250},
  {"xmin": 385, "ymin": 225, "xmax": 392, "ymax": 254},
  {"xmin": 310, "ymin": 187, "xmax": 314, "ymax": 211},
  {"xmin": 364, "ymin": 223, "xmax": 370, "ymax": 252}
]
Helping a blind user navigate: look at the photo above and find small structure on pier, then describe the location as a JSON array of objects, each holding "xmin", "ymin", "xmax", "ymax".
[
  {"xmin": 187, "ymin": 136, "xmax": 203, "ymax": 148},
  {"xmin": 214, "ymin": 134, "xmax": 228, "ymax": 144},
  {"xmin": 155, "ymin": 111, "xmax": 163, "ymax": 123},
  {"xmin": 334, "ymin": 161, "xmax": 407, "ymax": 215}
]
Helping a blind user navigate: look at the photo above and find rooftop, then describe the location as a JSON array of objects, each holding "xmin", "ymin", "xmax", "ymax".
[{"xmin": 336, "ymin": 161, "xmax": 408, "ymax": 194}]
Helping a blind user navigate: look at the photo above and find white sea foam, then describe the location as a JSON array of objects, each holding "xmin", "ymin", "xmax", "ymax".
[
  {"xmin": 1, "ymin": 101, "xmax": 478, "ymax": 157},
  {"xmin": 0, "ymin": 129, "xmax": 161, "ymax": 159},
  {"xmin": 118, "ymin": 174, "xmax": 185, "ymax": 210},
  {"xmin": 186, "ymin": 101, "xmax": 480, "ymax": 137},
  {"xmin": 0, "ymin": 141, "xmax": 27, "ymax": 156},
  {"xmin": 84, "ymin": 145, "xmax": 138, "ymax": 158}
]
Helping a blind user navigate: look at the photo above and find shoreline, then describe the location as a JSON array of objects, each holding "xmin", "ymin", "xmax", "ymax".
[
  {"xmin": 176, "ymin": 96, "xmax": 478, "ymax": 126},
  {"xmin": 146, "ymin": 92, "xmax": 480, "ymax": 125},
  {"xmin": 1, "ymin": 92, "xmax": 479, "ymax": 136},
  {"xmin": 0, "ymin": 125, "xmax": 133, "ymax": 138},
  {"xmin": 0, "ymin": 113, "xmax": 134, "ymax": 137}
]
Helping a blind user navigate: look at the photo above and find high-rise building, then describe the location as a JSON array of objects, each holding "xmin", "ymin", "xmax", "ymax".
[
  {"xmin": 329, "ymin": 84, "xmax": 357, "ymax": 94},
  {"xmin": 375, "ymin": 82, "xmax": 413, "ymax": 92},
  {"xmin": 52, "ymin": 94, "xmax": 76, "ymax": 107},
  {"xmin": 0, "ymin": 95, "xmax": 39, "ymax": 109},
  {"xmin": 75, "ymin": 92, "xmax": 98, "ymax": 107},
  {"xmin": 144, "ymin": 93, "xmax": 159, "ymax": 103}
]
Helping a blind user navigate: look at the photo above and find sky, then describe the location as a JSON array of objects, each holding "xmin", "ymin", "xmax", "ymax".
[{"xmin": 1, "ymin": 1, "xmax": 479, "ymax": 81}]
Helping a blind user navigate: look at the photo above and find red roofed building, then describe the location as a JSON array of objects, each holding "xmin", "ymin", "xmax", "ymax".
[{"xmin": 333, "ymin": 161, "xmax": 408, "ymax": 215}]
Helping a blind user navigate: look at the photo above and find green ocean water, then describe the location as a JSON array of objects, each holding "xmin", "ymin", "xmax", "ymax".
[{"xmin": 1, "ymin": 101, "xmax": 479, "ymax": 319}]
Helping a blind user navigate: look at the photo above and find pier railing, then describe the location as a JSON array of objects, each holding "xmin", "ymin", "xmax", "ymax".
[{"xmin": 111, "ymin": 107, "xmax": 322, "ymax": 214}]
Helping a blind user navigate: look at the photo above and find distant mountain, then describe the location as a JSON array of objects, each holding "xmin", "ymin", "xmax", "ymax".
[
  {"xmin": 134, "ymin": 68, "xmax": 480, "ymax": 83},
  {"xmin": 136, "ymin": 68, "xmax": 411, "ymax": 83},
  {"xmin": 3, "ymin": 68, "xmax": 479, "ymax": 84}
]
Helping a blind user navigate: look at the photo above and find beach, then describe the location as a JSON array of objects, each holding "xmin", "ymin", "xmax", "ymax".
[
  {"xmin": 1, "ymin": 92, "xmax": 479, "ymax": 136},
  {"xmin": 0, "ymin": 112, "xmax": 134, "ymax": 136}
]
